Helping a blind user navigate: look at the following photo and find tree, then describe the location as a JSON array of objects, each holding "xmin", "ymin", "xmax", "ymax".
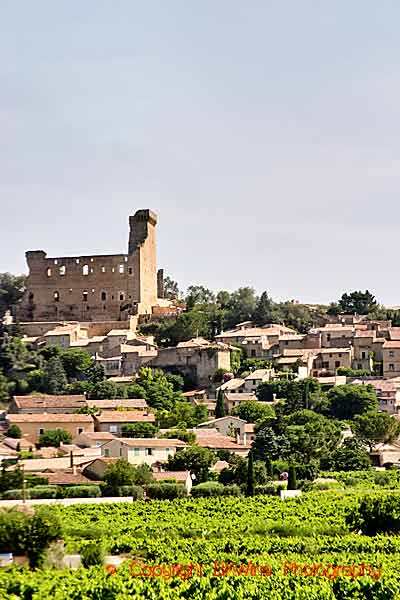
[
  {"xmin": 338, "ymin": 290, "xmax": 377, "ymax": 315},
  {"xmin": 103, "ymin": 459, "xmax": 151, "ymax": 495},
  {"xmin": 225, "ymin": 287, "xmax": 258, "ymax": 328},
  {"xmin": 38, "ymin": 429, "xmax": 72, "ymax": 448},
  {"xmin": 7, "ymin": 424, "xmax": 21, "ymax": 439},
  {"xmin": 265, "ymin": 456, "xmax": 273, "ymax": 478},
  {"xmin": 246, "ymin": 451, "xmax": 255, "ymax": 497},
  {"xmin": 253, "ymin": 291, "xmax": 282, "ymax": 326},
  {"xmin": 158, "ymin": 401, "xmax": 207, "ymax": 429},
  {"xmin": 252, "ymin": 425, "xmax": 290, "ymax": 462},
  {"xmin": 121, "ymin": 423, "xmax": 158, "ymax": 438},
  {"xmin": 323, "ymin": 438, "xmax": 371, "ymax": 471},
  {"xmin": 125, "ymin": 383, "xmax": 147, "ymax": 399},
  {"xmin": 163, "ymin": 276, "xmax": 180, "ymax": 300},
  {"xmin": 328, "ymin": 385, "xmax": 378, "ymax": 420},
  {"xmin": 288, "ymin": 465, "xmax": 297, "ymax": 490},
  {"xmin": 0, "ymin": 371, "xmax": 10, "ymax": 403},
  {"xmin": 165, "ymin": 373, "xmax": 185, "ymax": 391},
  {"xmin": 0, "ymin": 273, "xmax": 27, "ymax": 318},
  {"xmin": 232, "ymin": 399, "xmax": 274, "ymax": 423},
  {"xmin": 89, "ymin": 380, "xmax": 119, "ymax": 400},
  {"xmin": 256, "ymin": 382, "xmax": 274, "ymax": 402},
  {"xmin": 185, "ymin": 285, "xmax": 215, "ymax": 307},
  {"xmin": 283, "ymin": 410, "xmax": 341, "ymax": 464},
  {"xmin": 43, "ymin": 357, "xmax": 67, "ymax": 395},
  {"xmin": 353, "ymin": 412, "xmax": 400, "ymax": 452},
  {"xmin": 167, "ymin": 445, "xmax": 216, "ymax": 482},
  {"xmin": 215, "ymin": 389, "xmax": 226, "ymax": 419},
  {"xmin": 0, "ymin": 464, "xmax": 23, "ymax": 493},
  {"xmin": 60, "ymin": 348, "xmax": 93, "ymax": 380}
]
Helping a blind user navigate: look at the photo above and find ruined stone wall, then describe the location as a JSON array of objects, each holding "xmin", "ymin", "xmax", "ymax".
[{"xmin": 19, "ymin": 210, "xmax": 158, "ymax": 322}]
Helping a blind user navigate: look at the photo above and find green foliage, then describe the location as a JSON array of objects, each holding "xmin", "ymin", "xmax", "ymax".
[
  {"xmin": 246, "ymin": 450, "xmax": 255, "ymax": 497},
  {"xmin": 167, "ymin": 445, "xmax": 216, "ymax": 482},
  {"xmin": 81, "ymin": 542, "xmax": 104, "ymax": 567},
  {"xmin": 346, "ymin": 494, "xmax": 400, "ymax": 534},
  {"xmin": 157, "ymin": 400, "xmax": 207, "ymax": 428},
  {"xmin": 232, "ymin": 399, "xmax": 274, "ymax": 422},
  {"xmin": 117, "ymin": 485, "xmax": 144, "ymax": 499},
  {"xmin": 7, "ymin": 423, "xmax": 21, "ymax": 438},
  {"xmin": 27, "ymin": 486, "xmax": 59, "ymax": 499},
  {"xmin": 63, "ymin": 486, "xmax": 101, "ymax": 498},
  {"xmin": 146, "ymin": 483, "xmax": 187, "ymax": 499},
  {"xmin": 191, "ymin": 482, "xmax": 240, "ymax": 497},
  {"xmin": 337, "ymin": 367, "xmax": 370, "ymax": 376},
  {"xmin": 43, "ymin": 356, "xmax": 68, "ymax": 395},
  {"xmin": 39, "ymin": 428, "xmax": 72, "ymax": 448},
  {"xmin": 338, "ymin": 290, "xmax": 377, "ymax": 315},
  {"xmin": 89, "ymin": 380, "xmax": 119, "ymax": 399},
  {"xmin": 328, "ymin": 384, "xmax": 378, "ymax": 420},
  {"xmin": 287, "ymin": 465, "xmax": 297, "ymax": 490},
  {"xmin": 60, "ymin": 348, "xmax": 93, "ymax": 380},
  {"xmin": 120, "ymin": 423, "xmax": 158, "ymax": 438},
  {"xmin": 353, "ymin": 411, "xmax": 400, "ymax": 451},
  {"xmin": 215, "ymin": 388, "xmax": 226, "ymax": 418},
  {"xmin": 0, "ymin": 273, "xmax": 27, "ymax": 317},
  {"xmin": 165, "ymin": 372, "xmax": 185, "ymax": 390},
  {"xmin": 163, "ymin": 275, "xmax": 180, "ymax": 300},
  {"xmin": 103, "ymin": 460, "xmax": 153, "ymax": 495},
  {"xmin": 160, "ymin": 429, "xmax": 196, "ymax": 444},
  {"xmin": 0, "ymin": 464, "xmax": 23, "ymax": 494}
]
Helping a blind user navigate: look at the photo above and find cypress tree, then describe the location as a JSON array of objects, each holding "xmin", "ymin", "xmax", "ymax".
[
  {"xmin": 215, "ymin": 389, "xmax": 226, "ymax": 418},
  {"xmin": 265, "ymin": 456, "xmax": 273, "ymax": 479},
  {"xmin": 44, "ymin": 357, "xmax": 68, "ymax": 395},
  {"xmin": 288, "ymin": 465, "xmax": 297, "ymax": 490},
  {"xmin": 246, "ymin": 450, "xmax": 255, "ymax": 497}
]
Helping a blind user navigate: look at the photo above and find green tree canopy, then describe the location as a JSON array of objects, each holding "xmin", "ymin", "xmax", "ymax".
[
  {"xmin": 120, "ymin": 423, "xmax": 158, "ymax": 438},
  {"xmin": 328, "ymin": 384, "xmax": 378, "ymax": 420},
  {"xmin": 167, "ymin": 445, "xmax": 216, "ymax": 483},
  {"xmin": 38, "ymin": 429, "xmax": 72, "ymax": 447},
  {"xmin": 353, "ymin": 412, "xmax": 400, "ymax": 452},
  {"xmin": 43, "ymin": 357, "xmax": 68, "ymax": 395},
  {"xmin": 338, "ymin": 290, "xmax": 377, "ymax": 315},
  {"xmin": 232, "ymin": 399, "xmax": 274, "ymax": 423},
  {"xmin": 0, "ymin": 273, "xmax": 27, "ymax": 318}
]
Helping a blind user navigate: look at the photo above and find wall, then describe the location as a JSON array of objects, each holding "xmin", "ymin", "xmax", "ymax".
[{"xmin": 19, "ymin": 210, "xmax": 158, "ymax": 323}]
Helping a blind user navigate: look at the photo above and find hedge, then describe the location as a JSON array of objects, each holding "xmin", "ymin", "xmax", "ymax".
[
  {"xmin": 191, "ymin": 483, "xmax": 241, "ymax": 497},
  {"xmin": 2, "ymin": 486, "xmax": 59, "ymax": 500},
  {"xmin": 146, "ymin": 483, "xmax": 187, "ymax": 500},
  {"xmin": 63, "ymin": 485, "xmax": 101, "ymax": 498},
  {"xmin": 117, "ymin": 485, "xmax": 144, "ymax": 499}
]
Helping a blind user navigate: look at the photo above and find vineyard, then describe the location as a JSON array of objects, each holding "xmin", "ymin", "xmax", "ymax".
[{"xmin": 1, "ymin": 491, "xmax": 400, "ymax": 599}]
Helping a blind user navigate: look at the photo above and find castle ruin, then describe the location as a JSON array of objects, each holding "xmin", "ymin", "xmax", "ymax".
[{"xmin": 19, "ymin": 209, "xmax": 164, "ymax": 322}]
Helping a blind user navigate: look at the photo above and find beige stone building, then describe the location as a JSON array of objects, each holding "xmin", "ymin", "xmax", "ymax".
[
  {"xmin": 19, "ymin": 210, "xmax": 162, "ymax": 322},
  {"xmin": 383, "ymin": 341, "xmax": 400, "ymax": 378},
  {"xmin": 6, "ymin": 413, "xmax": 94, "ymax": 444},
  {"xmin": 101, "ymin": 437, "xmax": 186, "ymax": 466},
  {"xmin": 93, "ymin": 411, "xmax": 155, "ymax": 435}
]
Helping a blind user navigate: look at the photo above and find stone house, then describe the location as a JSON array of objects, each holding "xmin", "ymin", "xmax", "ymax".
[
  {"xmin": 383, "ymin": 341, "xmax": 400, "ymax": 378},
  {"xmin": 93, "ymin": 411, "xmax": 155, "ymax": 435},
  {"xmin": 6, "ymin": 413, "xmax": 94, "ymax": 444},
  {"xmin": 100, "ymin": 438, "xmax": 187, "ymax": 466}
]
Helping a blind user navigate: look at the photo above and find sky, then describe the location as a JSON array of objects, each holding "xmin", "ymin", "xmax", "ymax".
[{"xmin": 1, "ymin": 1, "xmax": 400, "ymax": 305}]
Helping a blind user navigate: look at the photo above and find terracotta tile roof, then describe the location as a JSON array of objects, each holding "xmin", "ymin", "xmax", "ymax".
[
  {"xmin": 87, "ymin": 398, "xmax": 148, "ymax": 409},
  {"xmin": 7, "ymin": 413, "xmax": 93, "ymax": 423},
  {"xmin": 13, "ymin": 395, "xmax": 87, "ymax": 410},
  {"xmin": 244, "ymin": 369, "xmax": 271, "ymax": 380},
  {"xmin": 94, "ymin": 411, "xmax": 155, "ymax": 423},
  {"xmin": 193, "ymin": 429, "xmax": 251, "ymax": 450},
  {"xmin": 177, "ymin": 337, "xmax": 211, "ymax": 348},
  {"xmin": 210, "ymin": 460, "xmax": 230, "ymax": 472},
  {"xmin": 383, "ymin": 341, "xmax": 400, "ymax": 348},
  {"xmin": 225, "ymin": 393, "xmax": 256, "ymax": 401},
  {"xmin": 38, "ymin": 469, "xmax": 99, "ymax": 485},
  {"xmin": 3, "ymin": 437, "xmax": 33, "ymax": 450},
  {"xmin": 152, "ymin": 471, "xmax": 189, "ymax": 482},
  {"xmin": 355, "ymin": 331, "xmax": 376, "ymax": 338},
  {"xmin": 7, "ymin": 456, "xmax": 94, "ymax": 472},
  {"xmin": 219, "ymin": 378, "xmax": 245, "ymax": 391},
  {"xmin": 182, "ymin": 390, "xmax": 206, "ymax": 397},
  {"xmin": 76, "ymin": 432, "xmax": 116, "ymax": 440}
]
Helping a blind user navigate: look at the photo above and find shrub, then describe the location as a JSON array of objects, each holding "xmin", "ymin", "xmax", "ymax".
[
  {"xmin": 374, "ymin": 472, "xmax": 392, "ymax": 487},
  {"xmin": 28, "ymin": 486, "xmax": 58, "ymax": 499},
  {"xmin": 255, "ymin": 484, "xmax": 283, "ymax": 496},
  {"xmin": 2, "ymin": 488, "xmax": 22, "ymax": 500},
  {"xmin": 346, "ymin": 495, "xmax": 400, "ymax": 535},
  {"xmin": 221, "ymin": 485, "xmax": 241, "ymax": 496},
  {"xmin": 288, "ymin": 465, "xmax": 297, "ymax": 490},
  {"xmin": 146, "ymin": 483, "xmax": 187, "ymax": 500},
  {"xmin": 63, "ymin": 485, "xmax": 101, "ymax": 498},
  {"xmin": 81, "ymin": 542, "xmax": 104, "ymax": 567},
  {"xmin": 191, "ymin": 482, "xmax": 226, "ymax": 497},
  {"xmin": 117, "ymin": 485, "xmax": 144, "ymax": 499},
  {"xmin": 8, "ymin": 424, "xmax": 22, "ymax": 439}
]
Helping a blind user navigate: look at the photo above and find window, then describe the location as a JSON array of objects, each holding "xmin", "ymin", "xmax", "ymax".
[
  {"xmin": 91, "ymin": 288, "xmax": 95, "ymax": 294},
  {"xmin": 77, "ymin": 427, "xmax": 83, "ymax": 434},
  {"xmin": 90, "ymin": 258, "xmax": 94, "ymax": 263},
  {"xmin": 251, "ymin": 349, "xmax": 256, "ymax": 357},
  {"xmin": 101, "ymin": 291, "xmax": 107, "ymax": 301},
  {"xmin": 53, "ymin": 291, "xmax": 60, "ymax": 302},
  {"xmin": 145, "ymin": 448, "xmax": 153, "ymax": 456},
  {"xmin": 82, "ymin": 291, "xmax": 88, "ymax": 302},
  {"xmin": 335, "ymin": 361, "xmax": 340, "ymax": 368},
  {"xmin": 362, "ymin": 352, "xmax": 366, "ymax": 359},
  {"xmin": 82, "ymin": 264, "xmax": 89, "ymax": 276},
  {"xmin": 327, "ymin": 334, "xmax": 331, "ymax": 341},
  {"xmin": 389, "ymin": 364, "xmax": 395, "ymax": 371},
  {"xmin": 285, "ymin": 341, "xmax": 289, "ymax": 346},
  {"xmin": 124, "ymin": 256, "xmax": 128, "ymax": 262},
  {"xmin": 101, "ymin": 266, "xmax": 106, "ymax": 273},
  {"xmin": 112, "ymin": 267, "xmax": 115, "ymax": 273},
  {"xmin": 165, "ymin": 448, "xmax": 170, "ymax": 453},
  {"xmin": 133, "ymin": 448, "xmax": 140, "ymax": 456},
  {"xmin": 104, "ymin": 448, "xmax": 110, "ymax": 457},
  {"xmin": 339, "ymin": 354, "xmax": 342, "ymax": 358},
  {"xmin": 119, "ymin": 292, "xmax": 125, "ymax": 302},
  {"xmin": 47, "ymin": 268, "xmax": 52, "ymax": 277},
  {"xmin": 76, "ymin": 258, "xmax": 80, "ymax": 264},
  {"xmin": 119, "ymin": 447, "xmax": 123, "ymax": 457},
  {"xmin": 54, "ymin": 259, "xmax": 58, "ymax": 265},
  {"xmin": 110, "ymin": 425, "xmax": 118, "ymax": 433},
  {"xmin": 390, "ymin": 351, "xmax": 395, "ymax": 358},
  {"xmin": 323, "ymin": 361, "xmax": 329, "ymax": 369},
  {"xmin": 59, "ymin": 265, "xmax": 66, "ymax": 276},
  {"xmin": 119, "ymin": 264, "xmax": 124, "ymax": 274},
  {"xmin": 128, "ymin": 268, "xmax": 133, "ymax": 275},
  {"xmin": 39, "ymin": 428, "xmax": 44, "ymax": 435}
]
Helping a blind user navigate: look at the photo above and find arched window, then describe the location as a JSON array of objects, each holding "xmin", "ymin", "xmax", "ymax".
[
  {"xmin": 59, "ymin": 266, "xmax": 66, "ymax": 276},
  {"xmin": 47, "ymin": 268, "xmax": 52, "ymax": 277},
  {"xmin": 82, "ymin": 291, "xmax": 88, "ymax": 302},
  {"xmin": 54, "ymin": 291, "xmax": 60, "ymax": 302},
  {"xmin": 119, "ymin": 264, "xmax": 124, "ymax": 274},
  {"xmin": 82, "ymin": 265, "xmax": 89, "ymax": 276}
]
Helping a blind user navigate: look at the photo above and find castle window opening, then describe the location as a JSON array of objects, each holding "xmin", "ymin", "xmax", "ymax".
[
  {"xmin": 91, "ymin": 289, "xmax": 95, "ymax": 294},
  {"xmin": 124, "ymin": 256, "xmax": 128, "ymax": 262},
  {"xmin": 90, "ymin": 267, "xmax": 94, "ymax": 273},
  {"xmin": 53, "ymin": 291, "xmax": 60, "ymax": 302},
  {"xmin": 47, "ymin": 268, "xmax": 52, "ymax": 277},
  {"xmin": 101, "ymin": 291, "xmax": 107, "ymax": 301},
  {"xmin": 59, "ymin": 266, "xmax": 66, "ymax": 276},
  {"xmin": 83, "ymin": 291, "xmax": 88, "ymax": 302},
  {"xmin": 76, "ymin": 258, "xmax": 80, "ymax": 264},
  {"xmin": 119, "ymin": 264, "xmax": 124, "ymax": 274},
  {"xmin": 82, "ymin": 265, "xmax": 89, "ymax": 276},
  {"xmin": 119, "ymin": 292, "xmax": 125, "ymax": 301},
  {"xmin": 54, "ymin": 259, "xmax": 58, "ymax": 265},
  {"xmin": 128, "ymin": 268, "xmax": 133, "ymax": 275},
  {"xmin": 90, "ymin": 258, "xmax": 94, "ymax": 262},
  {"xmin": 101, "ymin": 266, "xmax": 106, "ymax": 273},
  {"xmin": 111, "ymin": 267, "xmax": 115, "ymax": 273}
]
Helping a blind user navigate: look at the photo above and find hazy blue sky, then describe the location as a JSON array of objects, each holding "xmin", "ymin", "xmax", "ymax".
[{"xmin": 1, "ymin": 2, "xmax": 400, "ymax": 304}]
